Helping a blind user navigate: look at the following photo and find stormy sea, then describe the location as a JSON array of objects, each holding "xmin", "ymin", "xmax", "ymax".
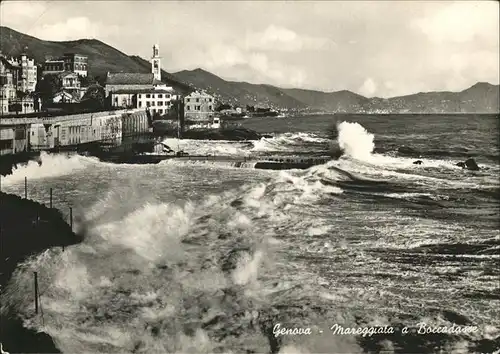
[{"xmin": 1, "ymin": 114, "xmax": 499, "ymax": 354}]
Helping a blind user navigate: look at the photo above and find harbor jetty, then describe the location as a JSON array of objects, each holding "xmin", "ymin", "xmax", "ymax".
[{"xmin": 94, "ymin": 153, "xmax": 332, "ymax": 170}]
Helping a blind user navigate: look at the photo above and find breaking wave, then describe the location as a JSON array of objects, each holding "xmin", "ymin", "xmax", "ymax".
[
  {"xmin": 1, "ymin": 168, "xmax": 348, "ymax": 353},
  {"xmin": 1, "ymin": 152, "xmax": 99, "ymax": 186},
  {"xmin": 162, "ymin": 132, "xmax": 329, "ymax": 158},
  {"xmin": 252, "ymin": 132, "xmax": 329, "ymax": 154}
]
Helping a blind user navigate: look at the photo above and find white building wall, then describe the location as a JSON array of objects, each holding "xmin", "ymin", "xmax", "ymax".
[{"xmin": 138, "ymin": 91, "xmax": 177, "ymax": 114}]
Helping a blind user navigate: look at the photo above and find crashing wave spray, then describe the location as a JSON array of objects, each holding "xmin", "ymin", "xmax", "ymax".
[
  {"xmin": 1, "ymin": 152, "xmax": 98, "ymax": 186},
  {"xmin": 337, "ymin": 122, "xmax": 375, "ymax": 160}
]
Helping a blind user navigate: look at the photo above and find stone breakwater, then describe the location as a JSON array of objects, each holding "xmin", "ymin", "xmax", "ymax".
[{"xmin": 0, "ymin": 191, "xmax": 83, "ymax": 353}]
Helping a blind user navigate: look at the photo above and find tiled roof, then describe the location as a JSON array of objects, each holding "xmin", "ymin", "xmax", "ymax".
[
  {"xmin": 55, "ymin": 89, "xmax": 81, "ymax": 101},
  {"xmin": 106, "ymin": 72, "xmax": 154, "ymax": 85},
  {"xmin": 112, "ymin": 88, "xmax": 176, "ymax": 94},
  {"xmin": 57, "ymin": 71, "xmax": 78, "ymax": 78}
]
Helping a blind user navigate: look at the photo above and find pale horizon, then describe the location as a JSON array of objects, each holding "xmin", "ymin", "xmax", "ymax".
[{"xmin": 1, "ymin": 0, "xmax": 498, "ymax": 98}]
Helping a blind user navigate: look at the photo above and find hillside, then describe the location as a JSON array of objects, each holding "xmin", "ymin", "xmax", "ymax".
[
  {"xmin": 172, "ymin": 68, "xmax": 499, "ymax": 113},
  {"xmin": 1, "ymin": 26, "xmax": 498, "ymax": 113},
  {"xmin": 0, "ymin": 26, "xmax": 188, "ymax": 91},
  {"xmin": 172, "ymin": 68, "xmax": 307, "ymax": 109},
  {"xmin": 128, "ymin": 55, "xmax": 192, "ymax": 94}
]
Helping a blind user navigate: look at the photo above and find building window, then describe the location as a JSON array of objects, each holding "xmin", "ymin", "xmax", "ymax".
[
  {"xmin": 209, "ymin": 106, "xmax": 212, "ymax": 110},
  {"xmin": 151, "ymin": 101, "xmax": 155, "ymax": 106},
  {"xmin": 166, "ymin": 94, "xmax": 171, "ymax": 98},
  {"xmin": 138, "ymin": 101, "xmax": 142, "ymax": 107},
  {"xmin": 187, "ymin": 98, "xmax": 190, "ymax": 102},
  {"xmin": 196, "ymin": 98, "xmax": 199, "ymax": 102},
  {"xmin": 158, "ymin": 94, "xmax": 163, "ymax": 98},
  {"xmin": 146, "ymin": 94, "xmax": 151, "ymax": 98},
  {"xmin": 186, "ymin": 105, "xmax": 190, "ymax": 110},
  {"xmin": 159, "ymin": 109, "xmax": 163, "ymax": 114},
  {"xmin": 158, "ymin": 101, "xmax": 163, "ymax": 106},
  {"xmin": 209, "ymin": 98, "xmax": 212, "ymax": 102},
  {"xmin": 146, "ymin": 102, "xmax": 151, "ymax": 107},
  {"xmin": 138, "ymin": 94, "xmax": 141, "ymax": 98},
  {"xmin": 152, "ymin": 109, "xmax": 156, "ymax": 113}
]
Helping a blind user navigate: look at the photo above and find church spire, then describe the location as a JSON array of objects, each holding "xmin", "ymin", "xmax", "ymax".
[{"xmin": 152, "ymin": 44, "xmax": 161, "ymax": 81}]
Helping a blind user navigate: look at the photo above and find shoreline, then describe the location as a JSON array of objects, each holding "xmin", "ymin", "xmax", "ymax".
[{"xmin": 0, "ymin": 192, "xmax": 83, "ymax": 353}]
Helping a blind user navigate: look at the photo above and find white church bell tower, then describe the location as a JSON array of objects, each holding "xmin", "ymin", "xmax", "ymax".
[{"xmin": 152, "ymin": 44, "xmax": 161, "ymax": 81}]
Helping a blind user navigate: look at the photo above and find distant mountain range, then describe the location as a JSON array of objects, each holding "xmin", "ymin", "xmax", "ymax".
[{"xmin": 1, "ymin": 26, "xmax": 499, "ymax": 113}]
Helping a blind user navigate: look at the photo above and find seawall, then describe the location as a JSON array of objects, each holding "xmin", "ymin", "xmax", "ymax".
[{"xmin": 0, "ymin": 192, "xmax": 83, "ymax": 353}]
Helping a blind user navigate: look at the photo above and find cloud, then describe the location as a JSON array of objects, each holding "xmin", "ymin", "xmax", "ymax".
[
  {"xmin": 411, "ymin": 1, "xmax": 499, "ymax": 43},
  {"xmin": 245, "ymin": 24, "xmax": 334, "ymax": 52},
  {"xmin": 206, "ymin": 45, "xmax": 247, "ymax": 68},
  {"xmin": 2, "ymin": 1, "xmax": 498, "ymax": 97},
  {"xmin": 30, "ymin": 17, "xmax": 118, "ymax": 41},
  {"xmin": 358, "ymin": 78, "xmax": 377, "ymax": 97}
]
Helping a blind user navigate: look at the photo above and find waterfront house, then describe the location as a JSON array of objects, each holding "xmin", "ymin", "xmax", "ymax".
[
  {"xmin": 184, "ymin": 90, "xmax": 215, "ymax": 121},
  {"xmin": 110, "ymin": 88, "xmax": 178, "ymax": 115}
]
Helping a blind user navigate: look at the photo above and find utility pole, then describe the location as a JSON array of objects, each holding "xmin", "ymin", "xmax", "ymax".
[{"xmin": 177, "ymin": 95, "xmax": 182, "ymax": 139}]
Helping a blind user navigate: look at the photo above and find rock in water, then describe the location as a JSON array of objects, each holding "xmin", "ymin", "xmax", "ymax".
[
  {"xmin": 464, "ymin": 158, "xmax": 480, "ymax": 171},
  {"xmin": 413, "ymin": 160, "xmax": 423, "ymax": 165}
]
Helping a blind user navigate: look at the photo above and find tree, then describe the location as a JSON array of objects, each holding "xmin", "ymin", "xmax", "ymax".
[
  {"xmin": 78, "ymin": 74, "xmax": 94, "ymax": 87},
  {"xmin": 35, "ymin": 74, "xmax": 62, "ymax": 107},
  {"xmin": 16, "ymin": 90, "xmax": 28, "ymax": 100},
  {"xmin": 215, "ymin": 102, "xmax": 232, "ymax": 112},
  {"xmin": 81, "ymin": 84, "xmax": 106, "ymax": 110}
]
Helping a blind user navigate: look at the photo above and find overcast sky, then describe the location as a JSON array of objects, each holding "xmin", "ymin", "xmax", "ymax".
[{"xmin": 1, "ymin": 0, "xmax": 498, "ymax": 97}]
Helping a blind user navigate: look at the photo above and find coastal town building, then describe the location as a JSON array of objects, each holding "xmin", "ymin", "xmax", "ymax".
[
  {"xmin": 0, "ymin": 56, "xmax": 18, "ymax": 115},
  {"xmin": 63, "ymin": 53, "xmax": 88, "ymax": 77},
  {"xmin": 110, "ymin": 87, "xmax": 178, "ymax": 115},
  {"xmin": 43, "ymin": 53, "xmax": 88, "ymax": 77},
  {"xmin": 105, "ymin": 45, "xmax": 168, "ymax": 98},
  {"xmin": 52, "ymin": 90, "xmax": 81, "ymax": 104},
  {"xmin": 9, "ymin": 96, "xmax": 36, "ymax": 114},
  {"xmin": 0, "ymin": 53, "xmax": 38, "ymax": 115},
  {"xmin": 48, "ymin": 72, "xmax": 86, "ymax": 104},
  {"xmin": 104, "ymin": 73, "xmax": 165, "ymax": 97},
  {"xmin": 184, "ymin": 90, "xmax": 215, "ymax": 121},
  {"xmin": 7, "ymin": 53, "xmax": 38, "ymax": 93},
  {"xmin": 59, "ymin": 71, "xmax": 81, "ymax": 89},
  {"xmin": 42, "ymin": 57, "xmax": 64, "ymax": 75}
]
